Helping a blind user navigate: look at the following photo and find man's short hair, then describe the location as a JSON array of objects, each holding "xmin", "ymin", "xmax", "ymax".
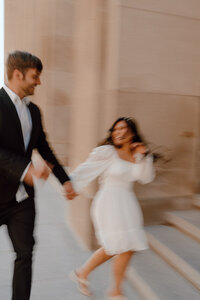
[{"xmin": 6, "ymin": 50, "xmax": 43, "ymax": 80}]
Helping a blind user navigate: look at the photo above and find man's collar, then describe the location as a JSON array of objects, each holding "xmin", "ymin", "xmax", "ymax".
[{"xmin": 3, "ymin": 85, "xmax": 30, "ymax": 105}]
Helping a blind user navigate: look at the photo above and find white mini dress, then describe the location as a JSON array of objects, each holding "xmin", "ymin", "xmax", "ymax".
[{"xmin": 70, "ymin": 145, "xmax": 155, "ymax": 255}]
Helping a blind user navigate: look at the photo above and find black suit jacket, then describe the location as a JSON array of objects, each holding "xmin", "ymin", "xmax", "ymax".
[{"xmin": 0, "ymin": 87, "xmax": 70, "ymax": 204}]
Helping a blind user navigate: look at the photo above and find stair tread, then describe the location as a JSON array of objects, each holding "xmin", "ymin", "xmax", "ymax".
[
  {"xmin": 166, "ymin": 210, "xmax": 200, "ymax": 228},
  {"xmin": 193, "ymin": 196, "xmax": 200, "ymax": 208},
  {"xmin": 146, "ymin": 225, "xmax": 200, "ymax": 272},
  {"xmin": 131, "ymin": 249, "xmax": 200, "ymax": 299}
]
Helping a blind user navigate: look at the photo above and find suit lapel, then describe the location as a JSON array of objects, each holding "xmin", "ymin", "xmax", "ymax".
[
  {"xmin": 0, "ymin": 88, "xmax": 25, "ymax": 150},
  {"xmin": 26, "ymin": 102, "xmax": 36, "ymax": 154}
]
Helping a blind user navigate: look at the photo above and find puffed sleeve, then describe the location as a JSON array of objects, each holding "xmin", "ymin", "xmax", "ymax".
[
  {"xmin": 70, "ymin": 145, "xmax": 114, "ymax": 192},
  {"xmin": 134, "ymin": 154, "xmax": 155, "ymax": 184}
]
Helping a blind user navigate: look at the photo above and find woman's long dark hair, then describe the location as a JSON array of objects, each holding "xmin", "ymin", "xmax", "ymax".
[
  {"xmin": 98, "ymin": 117, "xmax": 145, "ymax": 147},
  {"xmin": 98, "ymin": 117, "xmax": 164, "ymax": 162}
]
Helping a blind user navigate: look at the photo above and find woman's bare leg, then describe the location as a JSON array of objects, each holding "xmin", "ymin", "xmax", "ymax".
[
  {"xmin": 108, "ymin": 250, "xmax": 134, "ymax": 297},
  {"xmin": 77, "ymin": 247, "xmax": 113, "ymax": 280}
]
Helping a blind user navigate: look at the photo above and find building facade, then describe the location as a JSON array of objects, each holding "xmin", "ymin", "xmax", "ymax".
[{"xmin": 4, "ymin": 0, "xmax": 200, "ymax": 248}]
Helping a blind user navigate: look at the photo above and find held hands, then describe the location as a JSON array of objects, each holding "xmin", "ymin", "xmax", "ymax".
[
  {"xmin": 23, "ymin": 161, "xmax": 77, "ymax": 200},
  {"xmin": 63, "ymin": 181, "xmax": 78, "ymax": 200}
]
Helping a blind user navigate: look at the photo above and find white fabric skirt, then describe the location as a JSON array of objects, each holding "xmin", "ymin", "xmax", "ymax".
[{"xmin": 91, "ymin": 184, "xmax": 149, "ymax": 255}]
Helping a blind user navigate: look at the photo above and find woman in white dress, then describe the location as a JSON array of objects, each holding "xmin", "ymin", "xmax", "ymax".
[{"xmin": 69, "ymin": 117, "xmax": 155, "ymax": 300}]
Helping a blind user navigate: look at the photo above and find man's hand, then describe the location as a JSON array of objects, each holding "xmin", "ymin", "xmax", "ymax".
[
  {"xmin": 23, "ymin": 163, "xmax": 51, "ymax": 186},
  {"xmin": 33, "ymin": 163, "xmax": 51, "ymax": 180},
  {"xmin": 63, "ymin": 181, "xmax": 78, "ymax": 200},
  {"xmin": 23, "ymin": 164, "xmax": 35, "ymax": 186}
]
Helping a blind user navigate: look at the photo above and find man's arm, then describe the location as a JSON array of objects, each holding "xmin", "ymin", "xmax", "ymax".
[
  {"xmin": 0, "ymin": 147, "xmax": 51, "ymax": 186},
  {"xmin": 0, "ymin": 147, "xmax": 30, "ymax": 183},
  {"xmin": 35, "ymin": 107, "xmax": 77, "ymax": 199},
  {"xmin": 36, "ymin": 121, "xmax": 70, "ymax": 183}
]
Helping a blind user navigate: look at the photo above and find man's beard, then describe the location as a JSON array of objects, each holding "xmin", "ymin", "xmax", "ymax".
[{"xmin": 24, "ymin": 87, "xmax": 34, "ymax": 96}]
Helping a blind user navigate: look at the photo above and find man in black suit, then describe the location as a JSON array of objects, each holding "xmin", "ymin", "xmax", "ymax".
[{"xmin": 0, "ymin": 50, "xmax": 76, "ymax": 300}]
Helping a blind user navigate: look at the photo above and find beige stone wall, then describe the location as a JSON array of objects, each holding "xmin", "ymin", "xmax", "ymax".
[
  {"xmin": 118, "ymin": 0, "xmax": 200, "ymax": 199},
  {"xmin": 66, "ymin": 0, "xmax": 121, "ymax": 249},
  {"xmin": 4, "ymin": 0, "xmax": 74, "ymax": 165}
]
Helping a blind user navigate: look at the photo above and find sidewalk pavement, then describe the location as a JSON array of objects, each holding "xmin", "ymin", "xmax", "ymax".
[{"xmin": 0, "ymin": 177, "xmax": 140, "ymax": 300}]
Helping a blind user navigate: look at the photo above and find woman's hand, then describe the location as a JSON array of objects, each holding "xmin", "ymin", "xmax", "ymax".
[{"xmin": 130, "ymin": 142, "xmax": 147, "ymax": 154}]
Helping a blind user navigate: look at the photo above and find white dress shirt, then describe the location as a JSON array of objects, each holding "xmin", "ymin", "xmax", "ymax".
[{"xmin": 3, "ymin": 85, "xmax": 32, "ymax": 202}]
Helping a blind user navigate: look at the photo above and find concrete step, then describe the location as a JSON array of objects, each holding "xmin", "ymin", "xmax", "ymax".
[
  {"xmin": 192, "ymin": 195, "xmax": 200, "ymax": 209},
  {"xmin": 164, "ymin": 210, "xmax": 200, "ymax": 242},
  {"xmin": 127, "ymin": 249, "xmax": 200, "ymax": 300},
  {"xmin": 146, "ymin": 225, "xmax": 200, "ymax": 291}
]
